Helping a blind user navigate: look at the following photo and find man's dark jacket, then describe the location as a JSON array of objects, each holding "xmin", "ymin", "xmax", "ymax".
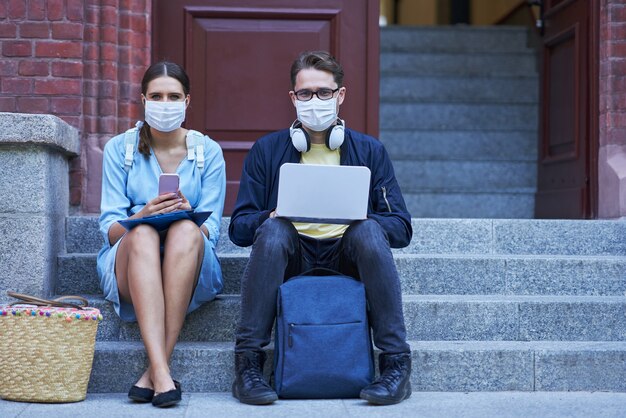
[{"xmin": 228, "ymin": 127, "xmax": 412, "ymax": 249}]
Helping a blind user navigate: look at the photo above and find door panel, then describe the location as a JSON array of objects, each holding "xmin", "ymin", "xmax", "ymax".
[
  {"xmin": 546, "ymin": 30, "xmax": 575, "ymax": 157},
  {"xmin": 535, "ymin": 0, "xmax": 598, "ymax": 218},
  {"xmin": 153, "ymin": 1, "xmax": 380, "ymax": 214}
]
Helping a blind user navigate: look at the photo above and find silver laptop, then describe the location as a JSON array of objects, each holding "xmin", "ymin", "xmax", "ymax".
[{"xmin": 276, "ymin": 163, "xmax": 371, "ymax": 223}]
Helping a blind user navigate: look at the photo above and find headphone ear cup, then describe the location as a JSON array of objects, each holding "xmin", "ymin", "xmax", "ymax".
[
  {"xmin": 290, "ymin": 126, "xmax": 310, "ymax": 152},
  {"xmin": 325, "ymin": 122, "xmax": 345, "ymax": 150}
]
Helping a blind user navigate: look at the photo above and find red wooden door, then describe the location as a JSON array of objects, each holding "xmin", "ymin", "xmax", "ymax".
[
  {"xmin": 535, "ymin": 0, "xmax": 599, "ymax": 218},
  {"xmin": 152, "ymin": 0, "xmax": 380, "ymax": 214}
]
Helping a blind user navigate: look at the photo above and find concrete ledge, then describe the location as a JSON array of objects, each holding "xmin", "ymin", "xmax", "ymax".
[
  {"xmin": 0, "ymin": 150, "xmax": 69, "ymax": 214},
  {"xmin": 0, "ymin": 112, "xmax": 79, "ymax": 302},
  {"xmin": 0, "ymin": 216, "xmax": 55, "ymax": 298},
  {"xmin": 0, "ymin": 112, "xmax": 80, "ymax": 156}
]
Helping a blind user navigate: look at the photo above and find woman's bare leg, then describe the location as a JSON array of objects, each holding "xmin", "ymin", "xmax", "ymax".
[
  {"xmin": 161, "ymin": 220, "xmax": 204, "ymax": 360},
  {"xmin": 115, "ymin": 224, "xmax": 175, "ymax": 393}
]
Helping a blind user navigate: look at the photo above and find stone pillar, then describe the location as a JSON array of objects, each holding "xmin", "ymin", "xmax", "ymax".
[{"xmin": 0, "ymin": 112, "xmax": 80, "ymax": 302}]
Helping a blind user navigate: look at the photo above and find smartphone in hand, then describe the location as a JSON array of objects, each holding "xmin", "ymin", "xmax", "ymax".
[{"xmin": 158, "ymin": 173, "xmax": 180, "ymax": 196}]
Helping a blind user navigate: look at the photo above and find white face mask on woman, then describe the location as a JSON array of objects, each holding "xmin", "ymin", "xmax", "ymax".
[
  {"xmin": 144, "ymin": 100, "xmax": 186, "ymax": 132},
  {"xmin": 296, "ymin": 97, "xmax": 337, "ymax": 132}
]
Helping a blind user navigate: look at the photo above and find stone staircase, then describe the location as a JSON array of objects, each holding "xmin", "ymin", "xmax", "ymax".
[
  {"xmin": 58, "ymin": 216, "xmax": 626, "ymax": 393},
  {"xmin": 380, "ymin": 26, "xmax": 539, "ymax": 218}
]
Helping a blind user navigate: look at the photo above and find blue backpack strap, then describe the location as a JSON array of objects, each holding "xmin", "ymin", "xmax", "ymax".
[
  {"xmin": 186, "ymin": 130, "xmax": 205, "ymax": 170},
  {"xmin": 123, "ymin": 121, "xmax": 143, "ymax": 172}
]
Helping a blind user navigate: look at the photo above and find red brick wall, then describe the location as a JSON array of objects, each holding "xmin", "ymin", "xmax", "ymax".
[
  {"xmin": 0, "ymin": 0, "xmax": 151, "ymax": 212},
  {"xmin": 599, "ymin": 0, "xmax": 626, "ymax": 147},
  {"xmin": 598, "ymin": 0, "xmax": 626, "ymax": 218}
]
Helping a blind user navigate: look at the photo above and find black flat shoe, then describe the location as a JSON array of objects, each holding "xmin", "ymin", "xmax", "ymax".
[
  {"xmin": 152, "ymin": 380, "xmax": 182, "ymax": 408},
  {"xmin": 128, "ymin": 385, "xmax": 155, "ymax": 403}
]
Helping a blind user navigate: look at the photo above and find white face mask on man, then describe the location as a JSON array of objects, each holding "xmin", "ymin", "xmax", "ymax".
[
  {"xmin": 144, "ymin": 100, "xmax": 186, "ymax": 132},
  {"xmin": 296, "ymin": 97, "xmax": 337, "ymax": 132}
]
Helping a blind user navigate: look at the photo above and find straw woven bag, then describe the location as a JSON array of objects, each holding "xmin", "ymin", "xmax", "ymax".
[{"xmin": 0, "ymin": 291, "xmax": 102, "ymax": 403}]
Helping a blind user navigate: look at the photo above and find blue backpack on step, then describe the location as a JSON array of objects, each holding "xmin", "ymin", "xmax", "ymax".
[{"xmin": 273, "ymin": 268, "xmax": 374, "ymax": 399}]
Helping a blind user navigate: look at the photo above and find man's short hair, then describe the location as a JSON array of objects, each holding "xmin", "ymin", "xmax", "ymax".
[{"xmin": 290, "ymin": 51, "xmax": 344, "ymax": 89}]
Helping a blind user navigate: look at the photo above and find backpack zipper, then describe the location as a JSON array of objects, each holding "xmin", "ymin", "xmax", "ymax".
[
  {"xmin": 287, "ymin": 321, "xmax": 362, "ymax": 348},
  {"xmin": 381, "ymin": 186, "xmax": 392, "ymax": 212}
]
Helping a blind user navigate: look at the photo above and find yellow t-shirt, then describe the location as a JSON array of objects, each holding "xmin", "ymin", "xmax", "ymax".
[{"xmin": 293, "ymin": 143, "xmax": 349, "ymax": 239}]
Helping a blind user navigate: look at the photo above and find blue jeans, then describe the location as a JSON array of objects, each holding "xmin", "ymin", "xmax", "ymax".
[{"xmin": 235, "ymin": 217, "xmax": 410, "ymax": 354}]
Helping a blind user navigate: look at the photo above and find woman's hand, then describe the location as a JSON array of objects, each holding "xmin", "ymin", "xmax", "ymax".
[
  {"xmin": 136, "ymin": 193, "xmax": 183, "ymax": 218},
  {"xmin": 177, "ymin": 190, "xmax": 192, "ymax": 211},
  {"xmin": 108, "ymin": 193, "xmax": 187, "ymax": 246}
]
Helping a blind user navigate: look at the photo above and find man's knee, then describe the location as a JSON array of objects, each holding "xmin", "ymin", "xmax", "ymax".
[
  {"xmin": 343, "ymin": 219, "xmax": 389, "ymax": 255},
  {"xmin": 253, "ymin": 217, "xmax": 298, "ymax": 249},
  {"xmin": 345, "ymin": 219, "xmax": 386, "ymax": 241}
]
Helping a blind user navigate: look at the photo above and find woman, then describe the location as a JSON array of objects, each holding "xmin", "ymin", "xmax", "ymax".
[{"xmin": 97, "ymin": 62, "xmax": 226, "ymax": 407}]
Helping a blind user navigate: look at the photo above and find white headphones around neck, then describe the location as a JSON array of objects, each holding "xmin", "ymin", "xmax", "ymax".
[{"xmin": 289, "ymin": 119, "xmax": 345, "ymax": 152}]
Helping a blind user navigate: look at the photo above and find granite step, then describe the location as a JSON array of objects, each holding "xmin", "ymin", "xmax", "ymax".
[
  {"xmin": 65, "ymin": 217, "xmax": 626, "ymax": 257},
  {"xmin": 87, "ymin": 295, "xmax": 626, "ymax": 343},
  {"xmin": 379, "ymin": 103, "xmax": 537, "ymax": 131},
  {"xmin": 379, "ymin": 130, "xmax": 537, "ymax": 162},
  {"xmin": 380, "ymin": 51, "xmax": 538, "ymax": 77},
  {"xmin": 87, "ymin": 340, "xmax": 626, "ymax": 392},
  {"xmin": 403, "ymin": 191, "xmax": 536, "ymax": 219},
  {"xmin": 393, "ymin": 160, "xmax": 537, "ymax": 191},
  {"xmin": 57, "ymin": 253, "xmax": 626, "ymax": 297},
  {"xmin": 380, "ymin": 75, "xmax": 538, "ymax": 104},
  {"xmin": 379, "ymin": 25, "xmax": 538, "ymax": 219},
  {"xmin": 380, "ymin": 26, "xmax": 531, "ymax": 54}
]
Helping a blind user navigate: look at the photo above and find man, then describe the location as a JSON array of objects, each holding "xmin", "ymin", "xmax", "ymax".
[{"xmin": 229, "ymin": 51, "xmax": 412, "ymax": 406}]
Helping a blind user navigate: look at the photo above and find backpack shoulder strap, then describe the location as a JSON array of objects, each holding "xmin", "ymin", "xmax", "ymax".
[
  {"xmin": 186, "ymin": 130, "xmax": 205, "ymax": 170},
  {"xmin": 123, "ymin": 121, "xmax": 143, "ymax": 172}
]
